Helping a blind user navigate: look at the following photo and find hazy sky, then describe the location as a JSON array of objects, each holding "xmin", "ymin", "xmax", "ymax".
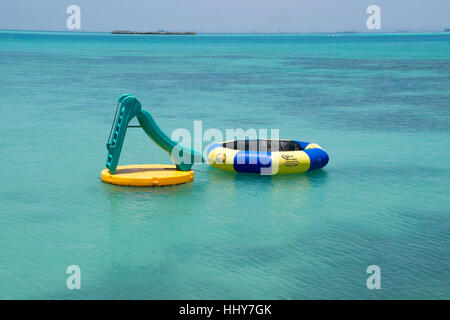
[{"xmin": 1, "ymin": 0, "xmax": 449, "ymax": 33}]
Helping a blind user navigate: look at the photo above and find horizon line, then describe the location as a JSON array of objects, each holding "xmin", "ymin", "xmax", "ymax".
[{"xmin": 1, "ymin": 28, "xmax": 450, "ymax": 35}]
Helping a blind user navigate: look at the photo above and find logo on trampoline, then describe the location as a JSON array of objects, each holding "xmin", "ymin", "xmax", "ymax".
[
  {"xmin": 281, "ymin": 154, "xmax": 299, "ymax": 167},
  {"xmin": 281, "ymin": 154, "xmax": 294, "ymax": 160}
]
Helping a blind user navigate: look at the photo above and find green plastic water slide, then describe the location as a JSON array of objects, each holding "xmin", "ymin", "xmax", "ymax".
[{"xmin": 106, "ymin": 94, "xmax": 202, "ymax": 174}]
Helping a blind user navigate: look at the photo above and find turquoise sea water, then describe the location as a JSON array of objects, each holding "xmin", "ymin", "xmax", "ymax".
[{"xmin": 0, "ymin": 31, "xmax": 449, "ymax": 299}]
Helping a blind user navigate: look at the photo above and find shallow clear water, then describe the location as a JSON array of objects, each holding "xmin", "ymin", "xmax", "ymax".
[{"xmin": 0, "ymin": 31, "xmax": 449, "ymax": 299}]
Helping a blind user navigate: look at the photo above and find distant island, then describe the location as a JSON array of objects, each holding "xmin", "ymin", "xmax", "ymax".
[
  {"xmin": 335, "ymin": 30, "xmax": 358, "ymax": 34},
  {"xmin": 111, "ymin": 30, "xmax": 195, "ymax": 35}
]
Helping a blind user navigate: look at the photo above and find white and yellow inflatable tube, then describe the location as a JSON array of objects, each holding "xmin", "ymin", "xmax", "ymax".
[{"xmin": 207, "ymin": 140, "xmax": 329, "ymax": 175}]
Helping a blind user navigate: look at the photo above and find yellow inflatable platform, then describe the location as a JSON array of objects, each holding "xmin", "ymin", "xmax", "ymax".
[{"xmin": 100, "ymin": 164, "xmax": 194, "ymax": 187}]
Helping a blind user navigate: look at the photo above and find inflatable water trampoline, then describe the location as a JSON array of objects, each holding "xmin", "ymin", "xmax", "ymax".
[
  {"xmin": 100, "ymin": 95, "xmax": 329, "ymax": 186},
  {"xmin": 207, "ymin": 140, "xmax": 329, "ymax": 174}
]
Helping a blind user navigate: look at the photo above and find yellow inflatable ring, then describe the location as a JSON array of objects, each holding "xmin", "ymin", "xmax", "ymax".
[{"xmin": 101, "ymin": 164, "xmax": 194, "ymax": 186}]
